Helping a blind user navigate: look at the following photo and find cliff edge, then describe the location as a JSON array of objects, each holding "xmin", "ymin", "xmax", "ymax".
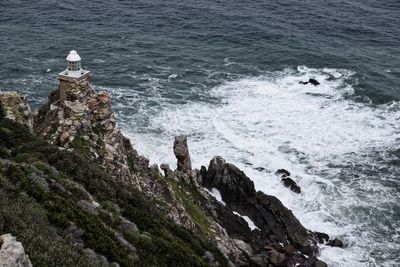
[{"xmin": 0, "ymin": 74, "xmax": 339, "ymax": 266}]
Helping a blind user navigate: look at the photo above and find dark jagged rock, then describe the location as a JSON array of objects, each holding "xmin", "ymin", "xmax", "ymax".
[
  {"xmin": 301, "ymin": 256, "xmax": 328, "ymax": 267},
  {"xmin": 327, "ymin": 238, "xmax": 344, "ymax": 248},
  {"xmin": 313, "ymin": 232, "xmax": 330, "ymax": 244},
  {"xmin": 173, "ymin": 135, "xmax": 192, "ymax": 173},
  {"xmin": 275, "ymin": 169, "xmax": 291, "ymax": 177},
  {"xmin": 255, "ymin": 192, "xmax": 315, "ymax": 255},
  {"xmin": 202, "ymin": 156, "xmax": 322, "ymax": 258},
  {"xmin": 309, "ymin": 78, "xmax": 320, "ymax": 86},
  {"xmin": 299, "ymin": 79, "xmax": 320, "ymax": 86},
  {"xmin": 281, "ymin": 177, "xmax": 301, "ymax": 194},
  {"xmin": 203, "ymin": 156, "xmax": 256, "ymax": 204}
]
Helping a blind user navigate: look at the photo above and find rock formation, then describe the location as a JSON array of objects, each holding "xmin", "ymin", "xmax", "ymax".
[
  {"xmin": 276, "ymin": 169, "xmax": 301, "ymax": 194},
  {"xmin": 0, "ymin": 234, "xmax": 32, "ymax": 267},
  {"xmin": 33, "ymin": 77, "xmax": 197, "ymax": 231},
  {"xmin": 0, "ymin": 92, "xmax": 33, "ymax": 132},
  {"xmin": 201, "ymin": 156, "xmax": 329, "ymax": 265},
  {"xmin": 173, "ymin": 135, "xmax": 192, "ymax": 173},
  {"xmin": 0, "ymin": 72, "xmax": 337, "ymax": 266},
  {"xmin": 299, "ymin": 79, "xmax": 320, "ymax": 86}
]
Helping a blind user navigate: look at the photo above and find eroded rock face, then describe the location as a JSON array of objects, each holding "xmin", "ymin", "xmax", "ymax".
[
  {"xmin": 173, "ymin": 135, "xmax": 192, "ymax": 173},
  {"xmin": 201, "ymin": 156, "xmax": 325, "ymax": 260},
  {"xmin": 29, "ymin": 72, "xmax": 332, "ymax": 266},
  {"xmin": 0, "ymin": 234, "xmax": 32, "ymax": 267},
  {"xmin": 0, "ymin": 92, "xmax": 33, "ymax": 132},
  {"xmin": 33, "ymin": 76, "xmax": 197, "ymax": 230},
  {"xmin": 34, "ymin": 75, "xmax": 142, "ymax": 188}
]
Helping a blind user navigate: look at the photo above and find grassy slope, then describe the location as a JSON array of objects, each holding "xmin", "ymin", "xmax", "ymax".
[{"xmin": 0, "ymin": 114, "xmax": 227, "ymax": 266}]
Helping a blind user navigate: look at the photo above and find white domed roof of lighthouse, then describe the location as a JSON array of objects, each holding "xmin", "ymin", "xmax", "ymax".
[{"xmin": 66, "ymin": 50, "xmax": 81, "ymax": 61}]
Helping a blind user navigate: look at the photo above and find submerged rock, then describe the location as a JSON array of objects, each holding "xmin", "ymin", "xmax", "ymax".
[
  {"xmin": 281, "ymin": 177, "xmax": 301, "ymax": 194},
  {"xmin": 309, "ymin": 78, "xmax": 320, "ymax": 86},
  {"xmin": 299, "ymin": 78, "xmax": 320, "ymax": 86},
  {"xmin": 275, "ymin": 169, "xmax": 291, "ymax": 177},
  {"xmin": 327, "ymin": 238, "xmax": 344, "ymax": 248}
]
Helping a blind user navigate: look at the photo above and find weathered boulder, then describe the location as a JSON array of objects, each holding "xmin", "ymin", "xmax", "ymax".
[
  {"xmin": 0, "ymin": 92, "xmax": 33, "ymax": 132},
  {"xmin": 173, "ymin": 135, "xmax": 192, "ymax": 173},
  {"xmin": 0, "ymin": 233, "xmax": 32, "ymax": 267}
]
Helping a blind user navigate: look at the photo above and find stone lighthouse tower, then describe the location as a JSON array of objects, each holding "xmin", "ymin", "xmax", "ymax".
[{"xmin": 58, "ymin": 50, "xmax": 92, "ymax": 102}]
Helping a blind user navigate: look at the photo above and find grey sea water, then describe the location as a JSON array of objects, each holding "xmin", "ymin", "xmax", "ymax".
[{"xmin": 1, "ymin": 1, "xmax": 400, "ymax": 266}]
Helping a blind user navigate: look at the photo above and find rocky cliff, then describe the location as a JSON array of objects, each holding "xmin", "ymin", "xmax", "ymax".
[
  {"xmin": 0, "ymin": 234, "xmax": 32, "ymax": 267},
  {"xmin": 0, "ymin": 75, "xmax": 340, "ymax": 266}
]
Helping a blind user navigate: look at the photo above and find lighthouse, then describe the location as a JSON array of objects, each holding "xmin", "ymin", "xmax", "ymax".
[
  {"xmin": 58, "ymin": 50, "xmax": 90, "ymax": 79},
  {"xmin": 58, "ymin": 50, "xmax": 92, "ymax": 102}
]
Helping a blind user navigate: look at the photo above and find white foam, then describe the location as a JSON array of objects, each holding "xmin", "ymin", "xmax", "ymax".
[
  {"xmin": 120, "ymin": 66, "xmax": 400, "ymax": 266},
  {"xmin": 205, "ymin": 188, "xmax": 226, "ymax": 205},
  {"xmin": 233, "ymin": 211, "xmax": 259, "ymax": 231}
]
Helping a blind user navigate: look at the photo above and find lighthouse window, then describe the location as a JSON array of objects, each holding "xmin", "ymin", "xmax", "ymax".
[{"xmin": 68, "ymin": 61, "xmax": 80, "ymax": 71}]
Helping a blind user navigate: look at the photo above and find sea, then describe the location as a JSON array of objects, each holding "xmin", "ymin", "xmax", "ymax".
[{"xmin": 1, "ymin": 1, "xmax": 399, "ymax": 266}]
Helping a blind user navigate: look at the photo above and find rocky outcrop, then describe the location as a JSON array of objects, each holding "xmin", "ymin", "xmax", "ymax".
[
  {"xmin": 33, "ymin": 75, "xmax": 197, "ymax": 231},
  {"xmin": 173, "ymin": 135, "xmax": 192, "ymax": 173},
  {"xmin": 201, "ymin": 156, "xmax": 326, "ymax": 263},
  {"xmin": 0, "ymin": 92, "xmax": 33, "ymax": 132},
  {"xmin": 26, "ymin": 71, "xmax": 335, "ymax": 266},
  {"xmin": 34, "ymin": 80, "xmax": 141, "ymax": 188},
  {"xmin": 204, "ymin": 157, "xmax": 256, "ymax": 205},
  {"xmin": 0, "ymin": 234, "xmax": 32, "ymax": 267}
]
